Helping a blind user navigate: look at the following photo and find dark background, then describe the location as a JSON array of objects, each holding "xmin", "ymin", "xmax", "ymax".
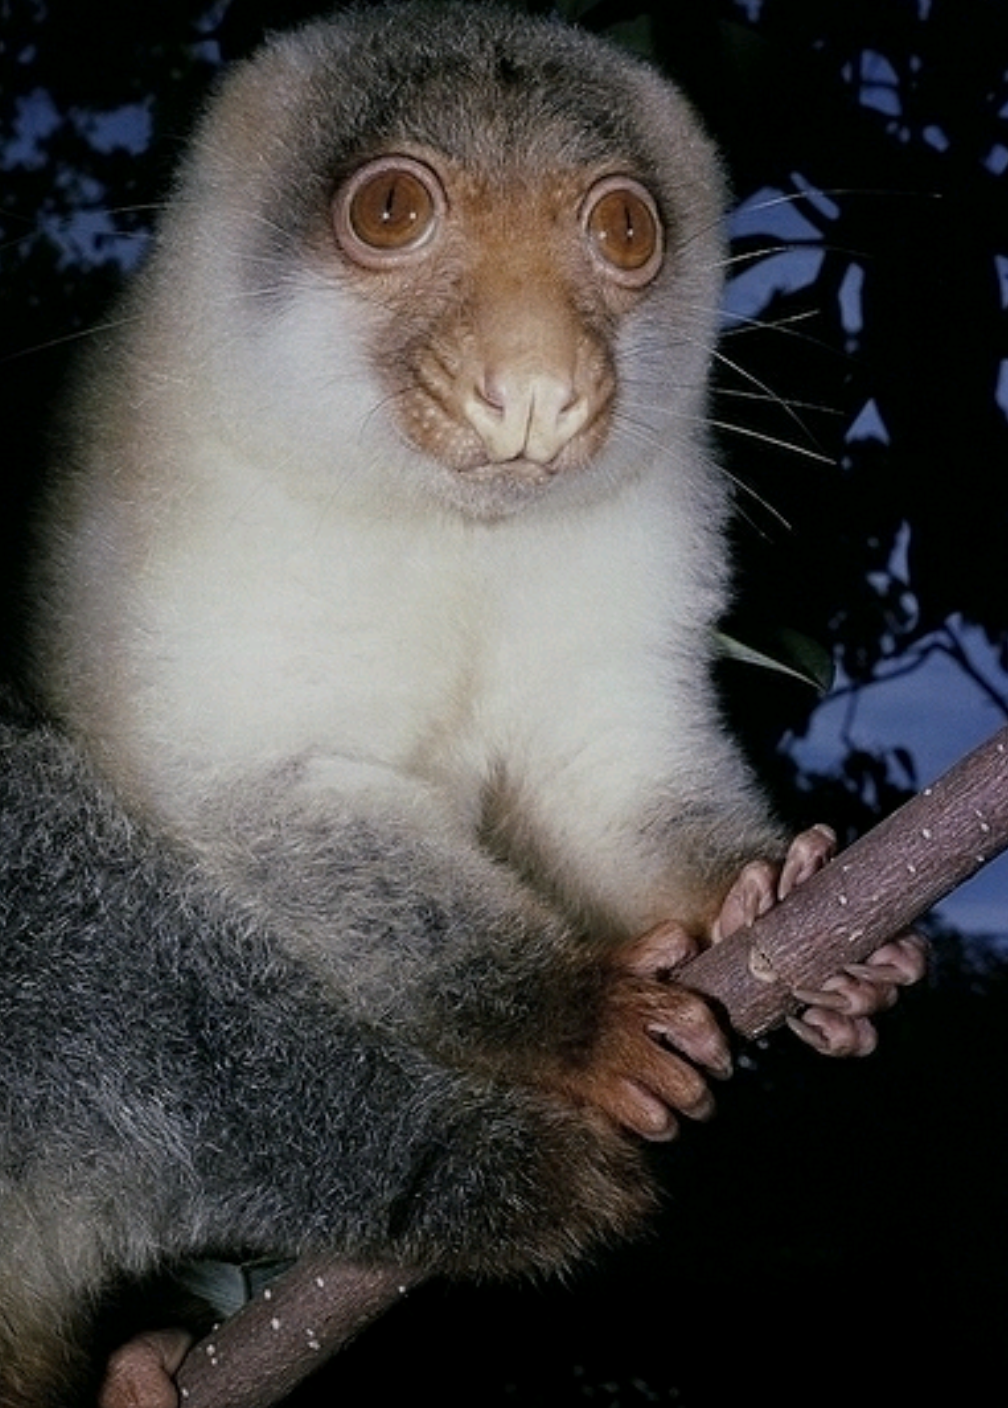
[{"xmin": 2, "ymin": 1, "xmax": 1007, "ymax": 1401}]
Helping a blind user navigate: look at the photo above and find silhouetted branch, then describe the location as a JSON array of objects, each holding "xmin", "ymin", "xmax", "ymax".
[{"xmin": 176, "ymin": 724, "xmax": 1008, "ymax": 1408}]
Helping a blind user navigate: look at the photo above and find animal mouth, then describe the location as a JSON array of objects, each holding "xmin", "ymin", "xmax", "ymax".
[{"xmin": 459, "ymin": 456, "xmax": 558, "ymax": 484}]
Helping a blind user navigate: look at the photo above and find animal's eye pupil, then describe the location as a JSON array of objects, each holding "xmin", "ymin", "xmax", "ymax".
[
  {"xmin": 349, "ymin": 168, "xmax": 436, "ymax": 250},
  {"xmin": 585, "ymin": 181, "xmax": 662, "ymax": 284}
]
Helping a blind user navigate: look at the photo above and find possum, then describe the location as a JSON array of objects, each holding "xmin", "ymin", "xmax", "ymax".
[{"xmin": 12, "ymin": 4, "xmax": 924, "ymax": 1403}]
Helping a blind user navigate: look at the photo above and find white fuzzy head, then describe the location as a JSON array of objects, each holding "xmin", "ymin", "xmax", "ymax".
[{"xmin": 134, "ymin": 1, "xmax": 727, "ymax": 522}]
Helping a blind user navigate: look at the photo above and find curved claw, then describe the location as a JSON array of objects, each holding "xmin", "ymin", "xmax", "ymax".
[
  {"xmin": 778, "ymin": 823, "xmax": 836, "ymax": 899},
  {"xmin": 857, "ymin": 932, "xmax": 931, "ymax": 985},
  {"xmin": 794, "ymin": 931, "xmax": 929, "ymax": 1021},
  {"xmin": 711, "ymin": 825, "xmax": 837, "ymax": 944},
  {"xmin": 794, "ymin": 972, "xmax": 899, "ymax": 1018},
  {"xmin": 787, "ymin": 1009, "xmax": 879, "ymax": 1058}
]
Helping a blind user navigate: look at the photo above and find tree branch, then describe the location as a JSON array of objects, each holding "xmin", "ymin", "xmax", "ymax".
[
  {"xmin": 177, "ymin": 1261, "xmax": 425, "ymax": 1407},
  {"xmin": 684, "ymin": 722, "xmax": 1008, "ymax": 1036},
  {"xmin": 176, "ymin": 724, "xmax": 1008, "ymax": 1408}
]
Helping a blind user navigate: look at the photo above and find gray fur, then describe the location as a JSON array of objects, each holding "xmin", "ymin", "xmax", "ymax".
[
  {"xmin": 0, "ymin": 696, "xmax": 647, "ymax": 1404},
  {"xmin": 9, "ymin": 4, "xmax": 788, "ymax": 1402}
]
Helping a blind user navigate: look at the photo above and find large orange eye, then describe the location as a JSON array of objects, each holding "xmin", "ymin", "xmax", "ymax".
[
  {"xmin": 334, "ymin": 156, "xmax": 444, "ymax": 267},
  {"xmin": 583, "ymin": 177, "xmax": 663, "ymax": 286}
]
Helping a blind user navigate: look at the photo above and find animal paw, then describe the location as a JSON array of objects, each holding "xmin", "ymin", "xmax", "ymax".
[
  {"xmin": 557, "ymin": 921, "xmax": 732, "ymax": 1142},
  {"xmin": 787, "ymin": 933, "xmax": 929, "ymax": 1055},
  {"xmin": 99, "ymin": 1329, "xmax": 192, "ymax": 1408},
  {"xmin": 712, "ymin": 825, "xmax": 928, "ymax": 1057}
]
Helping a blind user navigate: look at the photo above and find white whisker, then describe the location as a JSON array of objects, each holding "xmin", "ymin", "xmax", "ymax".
[
  {"xmin": 706, "ymin": 417, "xmax": 834, "ymax": 466},
  {"xmin": 710, "ymin": 344, "xmax": 833, "ymax": 453},
  {"xmin": 0, "ymin": 314, "xmax": 142, "ymax": 365}
]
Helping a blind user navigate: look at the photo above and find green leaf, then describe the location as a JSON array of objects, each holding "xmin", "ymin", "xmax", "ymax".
[{"xmin": 715, "ymin": 627, "xmax": 834, "ymax": 694}]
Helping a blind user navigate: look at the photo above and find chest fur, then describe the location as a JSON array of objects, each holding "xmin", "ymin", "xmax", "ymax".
[{"xmin": 119, "ymin": 461, "xmax": 706, "ymax": 790}]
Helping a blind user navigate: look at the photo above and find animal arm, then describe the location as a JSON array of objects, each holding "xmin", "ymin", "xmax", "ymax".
[{"xmin": 176, "ymin": 725, "xmax": 1008, "ymax": 1408}]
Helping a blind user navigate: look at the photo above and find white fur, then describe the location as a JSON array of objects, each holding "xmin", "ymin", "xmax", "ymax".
[
  {"xmin": 60, "ymin": 388, "xmax": 732, "ymax": 932},
  {"xmin": 33, "ymin": 4, "xmax": 777, "ymax": 943}
]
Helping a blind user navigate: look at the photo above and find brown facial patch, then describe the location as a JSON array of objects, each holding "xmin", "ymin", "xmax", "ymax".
[{"xmin": 330, "ymin": 153, "xmax": 665, "ymax": 486}]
